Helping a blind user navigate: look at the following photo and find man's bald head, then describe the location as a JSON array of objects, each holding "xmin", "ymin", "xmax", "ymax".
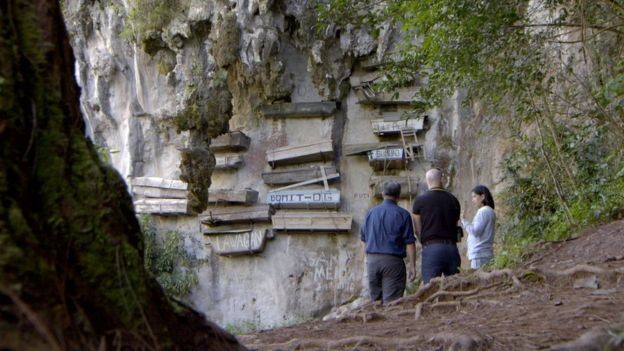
[{"xmin": 425, "ymin": 169, "xmax": 442, "ymax": 188}]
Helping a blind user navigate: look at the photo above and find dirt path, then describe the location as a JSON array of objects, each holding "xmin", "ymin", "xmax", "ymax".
[{"xmin": 240, "ymin": 220, "xmax": 624, "ymax": 350}]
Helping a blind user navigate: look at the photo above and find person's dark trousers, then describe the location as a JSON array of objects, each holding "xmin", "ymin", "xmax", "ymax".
[
  {"xmin": 367, "ymin": 253, "xmax": 406, "ymax": 304},
  {"xmin": 421, "ymin": 243, "xmax": 461, "ymax": 284}
]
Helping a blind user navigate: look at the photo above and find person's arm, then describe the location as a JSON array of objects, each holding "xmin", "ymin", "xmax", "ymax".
[
  {"xmin": 360, "ymin": 211, "xmax": 369, "ymax": 253},
  {"xmin": 464, "ymin": 209, "xmax": 488, "ymax": 238},
  {"xmin": 406, "ymin": 243, "xmax": 416, "ymax": 281},
  {"xmin": 412, "ymin": 214, "xmax": 422, "ymax": 241}
]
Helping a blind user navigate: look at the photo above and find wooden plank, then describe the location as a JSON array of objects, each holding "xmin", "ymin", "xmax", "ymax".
[
  {"xmin": 262, "ymin": 166, "xmax": 337, "ymax": 185},
  {"xmin": 369, "ymin": 176, "xmax": 420, "ymax": 198},
  {"xmin": 266, "ymin": 139, "xmax": 334, "ymax": 167},
  {"xmin": 203, "ymin": 229, "xmax": 268, "ymax": 256},
  {"xmin": 208, "ymin": 188, "xmax": 258, "ymax": 205},
  {"xmin": 371, "ymin": 117, "xmax": 425, "ymax": 135},
  {"xmin": 367, "ymin": 147, "xmax": 404, "ymax": 171},
  {"xmin": 215, "ymin": 155, "xmax": 244, "ymax": 170},
  {"xmin": 261, "ymin": 102, "xmax": 337, "ymax": 118},
  {"xmin": 210, "ymin": 131, "xmax": 251, "ymax": 152},
  {"xmin": 134, "ymin": 198, "xmax": 188, "ymax": 215},
  {"xmin": 200, "ymin": 205, "xmax": 274, "ymax": 225},
  {"xmin": 132, "ymin": 186, "xmax": 187, "ymax": 199},
  {"xmin": 271, "ymin": 173, "xmax": 340, "ymax": 192},
  {"xmin": 131, "ymin": 177, "xmax": 187, "ymax": 190},
  {"xmin": 271, "ymin": 212, "xmax": 352, "ymax": 232},
  {"xmin": 267, "ymin": 189, "xmax": 341, "ymax": 209}
]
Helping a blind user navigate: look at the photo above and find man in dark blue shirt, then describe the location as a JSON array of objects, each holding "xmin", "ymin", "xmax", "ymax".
[{"xmin": 360, "ymin": 181, "xmax": 416, "ymax": 303}]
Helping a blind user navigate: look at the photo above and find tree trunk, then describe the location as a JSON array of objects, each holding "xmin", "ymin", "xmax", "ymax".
[{"xmin": 0, "ymin": 1, "xmax": 245, "ymax": 350}]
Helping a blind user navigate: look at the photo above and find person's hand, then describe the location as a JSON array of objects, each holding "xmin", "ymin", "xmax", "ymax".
[{"xmin": 407, "ymin": 265, "xmax": 416, "ymax": 282}]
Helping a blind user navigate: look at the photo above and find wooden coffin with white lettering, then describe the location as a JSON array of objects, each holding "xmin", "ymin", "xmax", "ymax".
[
  {"xmin": 134, "ymin": 198, "xmax": 189, "ymax": 215},
  {"xmin": 208, "ymin": 188, "xmax": 258, "ymax": 205},
  {"xmin": 203, "ymin": 228, "xmax": 269, "ymax": 256},
  {"xmin": 267, "ymin": 189, "xmax": 340, "ymax": 209},
  {"xmin": 261, "ymin": 101, "xmax": 337, "ymax": 118},
  {"xmin": 367, "ymin": 147, "xmax": 404, "ymax": 170},
  {"xmin": 210, "ymin": 131, "xmax": 251, "ymax": 152},
  {"xmin": 131, "ymin": 177, "xmax": 188, "ymax": 199},
  {"xmin": 266, "ymin": 139, "xmax": 334, "ymax": 167},
  {"xmin": 369, "ymin": 176, "xmax": 420, "ymax": 198},
  {"xmin": 215, "ymin": 155, "xmax": 244, "ymax": 170},
  {"xmin": 371, "ymin": 117, "xmax": 425, "ymax": 135},
  {"xmin": 262, "ymin": 166, "xmax": 338, "ymax": 186},
  {"xmin": 200, "ymin": 205, "xmax": 274, "ymax": 225},
  {"xmin": 271, "ymin": 212, "xmax": 352, "ymax": 232}
]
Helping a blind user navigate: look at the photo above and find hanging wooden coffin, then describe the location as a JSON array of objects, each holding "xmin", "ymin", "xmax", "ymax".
[
  {"xmin": 131, "ymin": 177, "xmax": 188, "ymax": 198},
  {"xmin": 267, "ymin": 189, "xmax": 340, "ymax": 209},
  {"xmin": 210, "ymin": 131, "xmax": 251, "ymax": 152},
  {"xmin": 261, "ymin": 101, "xmax": 337, "ymax": 118},
  {"xmin": 134, "ymin": 198, "xmax": 189, "ymax": 215},
  {"xmin": 367, "ymin": 147, "xmax": 404, "ymax": 171},
  {"xmin": 215, "ymin": 155, "xmax": 244, "ymax": 170},
  {"xmin": 271, "ymin": 212, "xmax": 352, "ymax": 232},
  {"xmin": 200, "ymin": 205, "xmax": 274, "ymax": 226},
  {"xmin": 262, "ymin": 166, "xmax": 338, "ymax": 186},
  {"xmin": 369, "ymin": 176, "xmax": 420, "ymax": 198},
  {"xmin": 208, "ymin": 188, "xmax": 258, "ymax": 205},
  {"xmin": 371, "ymin": 117, "xmax": 425, "ymax": 136},
  {"xmin": 203, "ymin": 228, "xmax": 269, "ymax": 256},
  {"xmin": 266, "ymin": 139, "xmax": 334, "ymax": 167}
]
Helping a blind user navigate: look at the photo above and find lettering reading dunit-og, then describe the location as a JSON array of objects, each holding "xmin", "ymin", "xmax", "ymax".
[{"xmin": 267, "ymin": 189, "xmax": 341, "ymax": 208}]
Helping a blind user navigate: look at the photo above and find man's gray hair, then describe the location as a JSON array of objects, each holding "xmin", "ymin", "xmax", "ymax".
[{"xmin": 382, "ymin": 180, "xmax": 401, "ymax": 198}]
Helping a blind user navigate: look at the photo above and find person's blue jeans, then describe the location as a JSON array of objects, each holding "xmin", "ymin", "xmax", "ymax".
[{"xmin": 421, "ymin": 243, "xmax": 460, "ymax": 284}]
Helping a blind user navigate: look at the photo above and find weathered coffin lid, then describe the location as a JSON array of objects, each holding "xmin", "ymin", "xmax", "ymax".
[
  {"xmin": 271, "ymin": 211, "xmax": 353, "ymax": 231},
  {"xmin": 132, "ymin": 186, "xmax": 187, "ymax": 199},
  {"xmin": 268, "ymin": 139, "xmax": 333, "ymax": 153},
  {"xmin": 207, "ymin": 188, "xmax": 259, "ymax": 204},
  {"xmin": 130, "ymin": 177, "xmax": 187, "ymax": 190},
  {"xmin": 261, "ymin": 101, "xmax": 338, "ymax": 118},
  {"xmin": 266, "ymin": 139, "xmax": 334, "ymax": 165},
  {"xmin": 134, "ymin": 198, "xmax": 189, "ymax": 215},
  {"xmin": 261, "ymin": 166, "xmax": 338, "ymax": 185},
  {"xmin": 199, "ymin": 204, "xmax": 274, "ymax": 224},
  {"xmin": 203, "ymin": 228, "xmax": 260, "ymax": 235},
  {"xmin": 209, "ymin": 131, "xmax": 251, "ymax": 152},
  {"xmin": 343, "ymin": 143, "xmax": 418, "ymax": 156},
  {"xmin": 371, "ymin": 117, "xmax": 425, "ymax": 131}
]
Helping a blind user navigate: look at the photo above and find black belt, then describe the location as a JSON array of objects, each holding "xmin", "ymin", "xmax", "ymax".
[{"xmin": 421, "ymin": 239, "xmax": 456, "ymax": 247}]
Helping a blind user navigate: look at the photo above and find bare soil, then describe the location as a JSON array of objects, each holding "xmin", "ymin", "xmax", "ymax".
[{"xmin": 240, "ymin": 220, "xmax": 624, "ymax": 350}]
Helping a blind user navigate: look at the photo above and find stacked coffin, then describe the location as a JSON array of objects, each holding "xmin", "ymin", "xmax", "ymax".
[
  {"xmin": 347, "ymin": 69, "xmax": 428, "ymax": 198},
  {"xmin": 199, "ymin": 202, "xmax": 273, "ymax": 256},
  {"xmin": 260, "ymin": 102, "xmax": 353, "ymax": 233},
  {"xmin": 132, "ymin": 177, "xmax": 189, "ymax": 215},
  {"xmin": 211, "ymin": 131, "xmax": 250, "ymax": 170}
]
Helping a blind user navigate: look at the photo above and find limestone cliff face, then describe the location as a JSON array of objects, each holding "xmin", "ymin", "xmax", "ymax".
[{"xmin": 63, "ymin": 0, "xmax": 495, "ymax": 330}]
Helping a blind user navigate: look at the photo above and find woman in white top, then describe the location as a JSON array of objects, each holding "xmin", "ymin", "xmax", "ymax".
[{"xmin": 461, "ymin": 185, "xmax": 496, "ymax": 269}]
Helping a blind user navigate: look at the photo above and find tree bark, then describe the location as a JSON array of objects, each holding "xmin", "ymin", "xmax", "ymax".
[{"xmin": 0, "ymin": 1, "xmax": 245, "ymax": 350}]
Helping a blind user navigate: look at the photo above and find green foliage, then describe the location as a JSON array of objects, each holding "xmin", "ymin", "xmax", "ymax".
[
  {"xmin": 140, "ymin": 216, "xmax": 202, "ymax": 298},
  {"xmin": 122, "ymin": 0, "xmax": 185, "ymax": 44},
  {"xmin": 320, "ymin": 0, "xmax": 624, "ymax": 268}
]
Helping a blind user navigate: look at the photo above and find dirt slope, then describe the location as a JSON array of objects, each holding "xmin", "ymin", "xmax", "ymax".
[{"xmin": 240, "ymin": 220, "xmax": 624, "ymax": 350}]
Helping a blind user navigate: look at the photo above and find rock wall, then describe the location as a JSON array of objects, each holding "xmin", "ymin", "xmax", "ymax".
[{"xmin": 63, "ymin": 0, "xmax": 501, "ymax": 330}]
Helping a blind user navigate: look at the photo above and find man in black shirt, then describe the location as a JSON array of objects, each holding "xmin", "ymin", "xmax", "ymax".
[{"xmin": 412, "ymin": 169, "xmax": 461, "ymax": 284}]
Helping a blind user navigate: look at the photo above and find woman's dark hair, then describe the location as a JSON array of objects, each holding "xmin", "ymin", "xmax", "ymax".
[{"xmin": 472, "ymin": 185, "xmax": 495, "ymax": 209}]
